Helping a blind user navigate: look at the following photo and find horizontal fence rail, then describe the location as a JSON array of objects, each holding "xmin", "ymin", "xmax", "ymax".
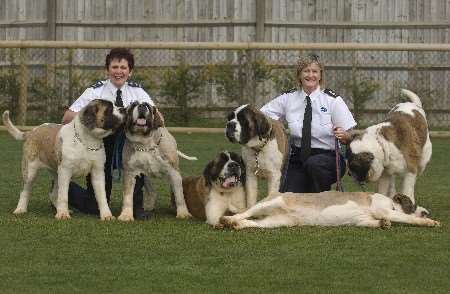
[{"xmin": 0, "ymin": 41, "xmax": 449, "ymax": 128}]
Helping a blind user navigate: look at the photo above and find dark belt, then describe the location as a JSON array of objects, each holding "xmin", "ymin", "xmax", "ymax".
[{"xmin": 291, "ymin": 145, "xmax": 333, "ymax": 156}]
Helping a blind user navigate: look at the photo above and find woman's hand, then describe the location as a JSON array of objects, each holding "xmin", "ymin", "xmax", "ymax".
[{"xmin": 333, "ymin": 127, "xmax": 350, "ymax": 144}]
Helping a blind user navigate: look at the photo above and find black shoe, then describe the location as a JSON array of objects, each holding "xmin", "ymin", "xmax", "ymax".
[{"xmin": 133, "ymin": 207, "xmax": 151, "ymax": 220}]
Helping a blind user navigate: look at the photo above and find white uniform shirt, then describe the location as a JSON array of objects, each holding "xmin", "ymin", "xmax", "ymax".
[
  {"xmin": 260, "ymin": 87, "xmax": 357, "ymax": 150},
  {"xmin": 69, "ymin": 79, "xmax": 154, "ymax": 112}
]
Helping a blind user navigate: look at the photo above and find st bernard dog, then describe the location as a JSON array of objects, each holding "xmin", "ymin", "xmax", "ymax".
[
  {"xmin": 346, "ymin": 89, "xmax": 432, "ymax": 205},
  {"xmin": 220, "ymin": 191, "xmax": 440, "ymax": 230},
  {"xmin": 3, "ymin": 99, "xmax": 125, "ymax": 220},
  {"xmin": 225, "ymin": 104, "xmax": 288, "ymax": 207},
  {"xmin": 118, "ymin": 101, "xmax": 196, "ymax": 221},
  {"xmin": 182, "ymin": 151, "xmax": 246, "ymax": 227}
]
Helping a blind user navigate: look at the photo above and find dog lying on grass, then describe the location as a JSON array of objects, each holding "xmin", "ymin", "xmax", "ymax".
[{"xmin": 220, "ymin": 191, "xmax": 440, "ymax": 230}]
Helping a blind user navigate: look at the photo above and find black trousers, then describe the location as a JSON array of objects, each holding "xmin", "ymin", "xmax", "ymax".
[
  {"xmin": 280, "ymin": 146, "xmax": 346, "ymax": 193},
  {"xmin": 68, "ymin": 133, "xmax": 144, "ymax": 215}
]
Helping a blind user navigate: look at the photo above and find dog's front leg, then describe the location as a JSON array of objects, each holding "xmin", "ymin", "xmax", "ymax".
[
  {"xmin": 55, "ymin": 166, "xmax": 73, "ymax": 220},
  {"xmin": 376, "ymin": 173, "xmax": 393, "ymax": 197},
  {"xmin": 91, "ymin": 166, "xmax": 114, "ymax": 221},
  {"xmin": 205, "ymin": 199, "xmax": 227, "ymax": 228},
  {"xmin": 118, "ymin": 171, "xmax": 136, "ymax": 221},
  {"xmin": 167, "ymin": 169, "xmax": 192, "ymax": 219},
  {"xmin": 400, "ymin": 172, "xmax": 417, "ymax": 203},
  {"xmin": 245, "ymin": 172, "xmax": 258, "ymax": 208}
]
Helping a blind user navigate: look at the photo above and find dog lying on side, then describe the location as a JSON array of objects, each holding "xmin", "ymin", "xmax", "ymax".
[
  {"xmin": 118, "ymin": 101, "xmax": 196, "ymax": 221},
  {"xmin": 182, "ymin": 151, "xmax": 246, "ymax": 227},
  {"xmin": 346, "ymin": 89, "xmax": 432, "ymax": 206},
  {"xmin": 3, "ymin": 99, "xmax": 125, "ymax": 220},
  {"xmin": 220, "ymin": 191, "xmax": 440, "ymax": 230},
  {"xmin": 225, "ymin": 104, "xmax": 288, "ymax": 208}
]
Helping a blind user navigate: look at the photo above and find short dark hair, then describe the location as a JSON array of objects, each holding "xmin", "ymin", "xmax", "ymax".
[{"xmin": 105, "ymin": 48, "xmax": 135, "ymax": 71}]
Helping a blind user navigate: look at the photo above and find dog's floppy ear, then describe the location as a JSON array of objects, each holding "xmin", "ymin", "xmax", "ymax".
[
  {"xmin": 250, "ymin": 106, "xmax": 271, "ymax": 139},
  {"xmin": 152, "ymin": 106, "xmax": 165, "ymax": 129},
  {"xmin": 80, "ymin": 100, "xmax": 99, "ymax": 129},
  {"xmin": 230, "ymin": 151, "xmax": 246, "ymax": 185},
  {"xmin": 203, "ymin": 160, "xmax": 217, "ymax": 187},
  {"xmin": 393, "ymin": 193, "xmax": 417, "ymax": 214}
]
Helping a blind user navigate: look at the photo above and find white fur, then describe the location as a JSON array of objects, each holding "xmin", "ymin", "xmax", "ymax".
[{"xmin": 220, "ymin": 191, "xmax": 440, "ymax": 230}]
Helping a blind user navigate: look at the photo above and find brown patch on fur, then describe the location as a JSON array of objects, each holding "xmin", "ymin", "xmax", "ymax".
[
  {"xmin": 281, "ymin": 191, "xmax": 373, "ymax": 209},
  {"xmin": 152, "ymin": 107, "xmax": 165, "ymax": 129},
  {"xmin": 393, "ymin": 193, "xmax": 417, "ymax": 214},
  {"xmin": 248, "ymin": 105, "xmax": 271, "ymax": 140},
  {"xmin": 182, "ymin": 175, "xmax": 210, "ymax": 219},
  {"xmin": 380, "ymin": 110, "xmax": 428, "ymax": 173},
  {"xmin": 22, "ymin": 124, "xmax": 63, "ymax": 174},
  {"xmin": 269, "ymin": 118, "xmax": 289, "ymax": 163}
]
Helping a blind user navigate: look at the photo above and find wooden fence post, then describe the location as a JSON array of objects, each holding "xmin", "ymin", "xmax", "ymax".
[{"xmin": 18, "ymin": 48, "xmax": 28, "ymax": 125}]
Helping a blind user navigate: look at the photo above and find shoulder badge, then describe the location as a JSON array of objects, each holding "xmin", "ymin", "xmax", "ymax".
[
  {"xmin": 89, "ymin": 80, "xmax": 104, "ymax": 89},
  {"xmin": 127, "ymin": 80, "xmax": 142, "ymax": 88},
  {"xmin": 324, "ymin": 88, "xmax": 339, "ymax": 98},
  {"xmin": 282, "ymin": 88, "xmax": 297, "ymax": 94}
]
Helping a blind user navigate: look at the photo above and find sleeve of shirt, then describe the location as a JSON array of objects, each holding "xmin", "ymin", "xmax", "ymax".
[
  {"xmin": 69, "ymin": 88, "xmax": 95, "ymax": 112},
  {"xmin": 260, "ymin": 94, "xmax": 286, "ymax": 120},
  {"xmin": 135, "ymin": 88, "xmax": 155, "ymax": 106},
  {"xmin": 331, "ymin": 96, "xmax": 357, "ymax": 131}
]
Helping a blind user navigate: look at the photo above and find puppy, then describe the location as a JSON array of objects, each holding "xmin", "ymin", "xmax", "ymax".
[
  {"xmin": 3, "ymin": 99, "xmax": 125, "ymax": 220},
  {"xmin": 225, "ymin": 104, "xmax": 288, "ymax": 207},
  {"xmin": 346, "ymin": 89, "xmax": 432, "ymax": 206},
  {"xmin": 118, "ymin": 101, "xmax": 195, "ymax": 221},
  {"xmin": 220, "ymin": 191, "xmax": 440, "ymax": 230},
  {"xmin": 182, "ymin": 151, "xmax": 246, "ymax": 227}
]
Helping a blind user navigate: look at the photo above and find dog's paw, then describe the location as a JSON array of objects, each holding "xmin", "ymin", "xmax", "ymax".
[
  {"xmin": 379, "ymin": 219, "xmax": 391, "ymax": 229},
  {"xmin": 118, "ymin": 212, "xmax": 134, "ymax": 222},
  {"xmin": 219, "ymin": 216, "xmax": 235, "ymax": 227},
  {"xmin": 176, "ymin": 207, "xmax": 192, "ymax": 219},
  {"xmin": 100, "ymin": 214, "xmax": 115, "ymax": 221},
  {"xmin": 13, "ymin": 207, "xmax": 27, "ymax": 215},
  {"xmin": 55, "ymin": 211, "xmax": 71, "ymax": 220},
  {"xmin": 426, "ymin": 219, "xmax": 440, "ymax": 227},
  {"xmin": 212, "ymin": 223, "xmax": 225, "ymax": 230}
]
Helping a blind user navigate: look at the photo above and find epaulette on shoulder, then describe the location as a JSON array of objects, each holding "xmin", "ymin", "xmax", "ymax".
[
  {"xmin": 89, "ymin": 80, "xmax": 104, "ymax": 89},
  {"xmin": 127, "ymin": 80, "xmax": 142, "ymax": 88},
  {"xmin": 324, "ymin": 88, "xmax": 339, "ymax": 98},
  {"xmin": 282, "ymin": 88, "xmax": 297, "ymax": 94}
]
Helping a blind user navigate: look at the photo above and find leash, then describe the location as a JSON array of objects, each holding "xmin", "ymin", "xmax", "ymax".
[{"xmin": 335, "ymin": 138, "xmax": 344, "ymax": 192}]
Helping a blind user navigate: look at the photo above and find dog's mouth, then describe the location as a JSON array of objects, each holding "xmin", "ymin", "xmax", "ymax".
[
  {"xmin": 219, "ymin": 175, "xmax": 240, "ymax": 188},
  {"xmin": 133, "ymin": 118, "xmax": 148, "ymax": 128}
]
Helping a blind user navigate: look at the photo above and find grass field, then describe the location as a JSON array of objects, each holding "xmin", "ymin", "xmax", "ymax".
[{"xmin": 0, "ymin": 131, "xmax": 449, "ymax": 294}]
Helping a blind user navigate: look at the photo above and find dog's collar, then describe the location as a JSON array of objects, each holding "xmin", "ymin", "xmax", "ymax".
[
  {"xmin": 73, "ymin": 122, "xmax": 104, "ymax": 151},
  {"xmin": 132, "ymin": 132, "xmax": 162, "ymax": 152}
]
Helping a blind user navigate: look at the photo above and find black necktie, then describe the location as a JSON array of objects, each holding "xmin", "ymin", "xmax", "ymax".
[
  {"xmin": 115, "ymin": 89, "xmax": 123, "ymax": 107},
  {"xmin": 300, "ymin": 95, "xmax": 312, "ymax": 162}
]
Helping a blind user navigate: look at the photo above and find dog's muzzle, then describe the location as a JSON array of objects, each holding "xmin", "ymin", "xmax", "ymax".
[{"xmin": 225, "ymin": 122, "xmax": 237, "ymax": 143}]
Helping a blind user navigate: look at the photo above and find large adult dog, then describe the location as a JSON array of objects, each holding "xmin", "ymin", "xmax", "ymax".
[
  {"xmin": 220, "ymin": 191, "xmax": 440, "ymax": 230},
  {"xmin": 225, "ymin": 104, "xmax": 288, "ymax": 207},
  {"xmin": 182, "ymin": 151, "xmax": 246, "ymax": 227},
  {"xmin": 118, "ymin": 101, "xmax": 195, "ymax": 221},
  {"xmin": 346, "ymin": 89, "xmax": 431, "ymax": 205},
  {"xmin": 3, "ymin": 99, "xmax": 125, "ymax": 220}
]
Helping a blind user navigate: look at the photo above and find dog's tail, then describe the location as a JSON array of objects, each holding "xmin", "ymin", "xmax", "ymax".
[
  {"xmin": 401, "ymin": 88, "xmax": 423, "ymax": 108},
  {"xmin": 2, "ymin": 111, "xmax": 25, "ymax": 141},
  {"xmin": 177, "ymin": 150, "xmax": 197, "ymax": 161}
]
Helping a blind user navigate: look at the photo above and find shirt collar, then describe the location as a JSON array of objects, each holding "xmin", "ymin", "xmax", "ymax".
[
  {"xmin": 106, "ymin": 79, "xmax": 126, "ymax": 93},
  {"xmin": 300, "ymin": 87, "xmax": 321, "ymax": 101}
]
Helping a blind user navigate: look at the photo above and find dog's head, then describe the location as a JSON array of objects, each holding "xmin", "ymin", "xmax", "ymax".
[
  {"xmin": 79, "ymin": 99, "xmax": 125, "ymax": 138},
  {"xmin": 346, "ymin": 131, "xmax": 384, "ymax": 184},
  {"xmin": 225, "ymin": 104, "xmax": 271, "ymax": 145},
  {"xmin": 203, "ymin": 151, "xmax": 246, "ymax": 192},
  {"xmin": 392, "ymin": 193, "xmax": 430, "ymax": 218},
  {"xmin": 125, "ymin": 101, "xmax": 164, "ymax": 136}
]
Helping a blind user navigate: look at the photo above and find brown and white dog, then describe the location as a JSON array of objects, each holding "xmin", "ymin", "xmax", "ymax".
[
  {"xmin": 182, "ymin": 151, "xmax": 246, "ymax": 227},
  {"xmin": 346, "ymin": 89, "xmax": 432, "ymax": 207},
  {"xmin": 225, "ymin": 104, "xmax": 288, "ymax": 207},
  {"xmin": 220, "ymin": 191, "xmax": 440, "ymax": 230},
  {"xmin": 118, "ymin": 101, "xmax": 195, "ymax": 221},
  {"xmin": 2, "ymin": 99, "xmax": 125, "ymax": 220}
]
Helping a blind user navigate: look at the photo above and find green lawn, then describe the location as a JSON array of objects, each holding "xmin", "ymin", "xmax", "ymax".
[{"xmin": 0, "ymin": 131, "xmax": 449, "ymax": 294}]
